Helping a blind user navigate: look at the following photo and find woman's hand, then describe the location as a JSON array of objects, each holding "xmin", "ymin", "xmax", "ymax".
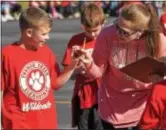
[{"xmin": 78, "ymin": 49, "xmax": 93, "ymax": 69}]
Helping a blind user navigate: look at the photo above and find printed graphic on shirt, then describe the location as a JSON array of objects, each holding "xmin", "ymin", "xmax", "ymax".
[
  {"xmin": 22, "ymin": 101, "xmax": 52, "ymax": 112},
  {"xmin": 19, "ymin": 61, "xmax": 50, "ymax": 101},
  {"xmin": 110, "ymin": 41, "xmax": 145, "ymax": 69},
  {"xmin": 111, "ymin": 45, "xmax": 127, "ymax": 68}
]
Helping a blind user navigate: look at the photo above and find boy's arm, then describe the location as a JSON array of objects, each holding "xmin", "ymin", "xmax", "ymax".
[
  {"xmin": 50, "ymin": 48, "xmax": 79, "ymax": 89},
  {"xmin": 56, "ymin": 61, "xmax": 77, "ymax": 87},
  {"xmin": 61, "ymin": 37, "xmax": 85, "ymax": 78}
]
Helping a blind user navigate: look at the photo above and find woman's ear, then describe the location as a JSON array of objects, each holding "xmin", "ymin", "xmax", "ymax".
[{"xmin": 26, "ymin": 28, "xmax": 33, "ymax": 38}]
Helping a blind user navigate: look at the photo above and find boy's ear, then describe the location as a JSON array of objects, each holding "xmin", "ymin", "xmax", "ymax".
[{"xmin": 26, "ymin": 28, "xmax": 33, "ymax": 38}]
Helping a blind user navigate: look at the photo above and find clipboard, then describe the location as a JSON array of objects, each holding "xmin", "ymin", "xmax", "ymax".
[{"xmin": 120, "ymin": 57, "xmax": 166, "ymax": 83}]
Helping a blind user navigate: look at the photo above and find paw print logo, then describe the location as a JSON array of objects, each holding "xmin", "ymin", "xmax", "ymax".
[{"xmin": 29, "ymin": 71, "xmax": 44, "ymax": 91}]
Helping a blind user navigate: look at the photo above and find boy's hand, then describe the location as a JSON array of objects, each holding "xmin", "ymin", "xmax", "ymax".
[
  {"xmin": 72, "ymin": 45, "xmax": 83, "ymax": 58},
  {"xmin": 70, "ymin": 47, "xmax": 84, "ymax": 70},
  {"xmin": 68, "ymin": 58, "xmax": 80, "ymax": 70}
]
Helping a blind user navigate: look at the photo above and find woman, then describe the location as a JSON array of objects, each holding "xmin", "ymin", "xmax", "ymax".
[{"xmin": 76, "ymin": 3, "xmax": 166, "ymax": 130}]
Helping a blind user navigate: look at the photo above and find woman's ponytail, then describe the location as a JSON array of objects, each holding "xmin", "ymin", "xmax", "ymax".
[{"xmin": 146, "ymin": 3, "xmax": 161, "ymax": 58}]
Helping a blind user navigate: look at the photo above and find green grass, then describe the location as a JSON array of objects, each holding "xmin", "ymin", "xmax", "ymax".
[{"xmin": 17, "ymin": 1, "xmax": 29, "ymax": 10}]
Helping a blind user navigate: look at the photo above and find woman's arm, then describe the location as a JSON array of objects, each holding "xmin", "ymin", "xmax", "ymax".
[{"xmin": 80, "ymin": 29, "xmax": 110, "ymax": 78}]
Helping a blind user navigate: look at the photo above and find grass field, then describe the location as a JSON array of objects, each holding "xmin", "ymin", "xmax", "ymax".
[{"xmin": 17, "ymin": 1, "xmax": 29, "ymax": 9}]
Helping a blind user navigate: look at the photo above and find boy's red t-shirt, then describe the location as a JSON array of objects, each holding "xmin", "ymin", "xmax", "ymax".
[
  {"xmin": 62, "ymin": 32, "xmax": 99, "ymax": 109},
  {"xmin": 140, "ymin": 80, "xmax": 166, "ymax": 129},
  {"xmin": 2, "ymin": 43, "xmax": 60, "ymax": 129}
]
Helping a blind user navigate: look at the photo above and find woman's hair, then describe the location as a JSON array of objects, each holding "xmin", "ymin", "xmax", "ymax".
[
  {"xmin": 120, "ymin": 3, "xmax": 161, "ymax": 58},
  {"xmin": 162, "ymin": 2, "xmax": 166, "ymax": 12}
]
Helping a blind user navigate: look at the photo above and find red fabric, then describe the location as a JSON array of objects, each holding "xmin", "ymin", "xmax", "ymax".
[
  {"xmin": 160, "ymin": 13, "xmax": 166, "ymax": 36},
  {"xmin": 61, "ymin": 1, "xmax": 70, "ymax": 7},
  {"xmin": 2, "ymin": 43, "xmax": 60, "ymax": 129},
  {"xmin": 140, "ymin": 80, "xmax": 166, "ymax": 130},
  {"xmin": 62, "ymin": 32, "xmax": 99, "ymax": 109},
  {"xmin": 160, "ymin": 13, "xmax": 166, "ymax": 24}
]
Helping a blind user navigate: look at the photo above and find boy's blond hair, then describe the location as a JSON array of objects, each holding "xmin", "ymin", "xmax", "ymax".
[
  {"xmin": 80, "ymin": 3, "xmax": 105, "ymax": 28},
  {"xmin": 19, "ymin": 7, "xmax": 52, "ymax": 31}
]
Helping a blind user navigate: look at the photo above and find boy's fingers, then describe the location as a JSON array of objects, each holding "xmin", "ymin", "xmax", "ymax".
[
  {"xmin": 79, "ymin": 56, "xmax": 89, "ymax": 64},
  {"xmin": 72, "ymin": 45, "xmax": 81, "ymax": 51}
]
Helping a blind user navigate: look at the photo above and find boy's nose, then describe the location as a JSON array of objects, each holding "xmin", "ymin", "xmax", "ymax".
[
  {"xmin": 45, "ymin": 34, "xmax": 49, "ymax": 40},
  {"xmin": 91, "ymin": 32, "xmax": 96, "ymax": 37}
]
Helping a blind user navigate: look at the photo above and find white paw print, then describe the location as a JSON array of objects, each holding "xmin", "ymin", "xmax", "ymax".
[{"xmin": 29, "ymin": 71, "xmax": 44, "ymax": 91}]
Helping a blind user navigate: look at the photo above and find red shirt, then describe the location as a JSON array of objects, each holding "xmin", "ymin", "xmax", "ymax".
[
  {"xmin": 160, "ymin": 13, "xmax": 166, "ymax": 36},
  {"xmin": 62, "ymin": 32, "xmax": 99, "ymax": 109},
  {"xmin": 140, "ymin": 80, "xmax": 166, "ymax": 129},
  {"xmin": 2, "ymin": 43, "xmax": 60, "ymax": 129}
]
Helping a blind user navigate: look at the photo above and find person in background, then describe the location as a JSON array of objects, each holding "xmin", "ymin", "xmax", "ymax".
[
  {"xmin": 153, "ymin": 1, "xmax": 163, "ymax": 18},
  {"xmin": 8, "ymin": 0, "xmax": 22, "ymax": 20},
  {"xmin": 62, "ymin": 3, "xmax": 105, "ymax": 130},
  {"xmin": 1, "ymin": 1, "xmax": 14, "ymax": 22},
  {"xmin": 29, "ymin": 0, "xmax": 48, "ymax": 14}
]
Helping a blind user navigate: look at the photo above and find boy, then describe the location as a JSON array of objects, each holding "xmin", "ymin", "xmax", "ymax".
[
  {"xmin": 2, "ymin": 7, "xmax": 79, "ymax": 129},
  {"xmin": 140, "ymin": 57, "xmax": 166, "ymax": 129},
  {"xmin": 61, "ymin": 3, "xmax": 105, "ymax": 130}
]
